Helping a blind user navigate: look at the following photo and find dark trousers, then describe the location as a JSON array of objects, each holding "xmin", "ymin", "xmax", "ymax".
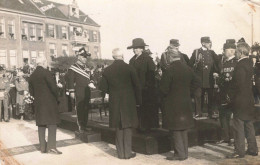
[
  {"xmin": 170, "ymin": 130, "xmax": 188, "ymax": 159},
  {"xmin": 76, "ymin": 99, "xmax": 89, "ymax": 130},
  {"xmin": 0, "ymin": 96, "xmax": 9, "ymax": 121},
  {"xmin": 219, "ymin": 106, "xmax": 232, "ymax": 141},
  {"xmin": 233, "ymin": 116, "xmax": 258, "ymax": 156},
  {"xmin": 76, "ymin": 87, "xmax": 90, "ymax": 130},
  {"xmin": 194, "ymin": 88, "xmax": 213, "ymax": 116},
  {"xmin": 115, "ymin": 128, "xmax": 132, "ymax": 159},
  {"xmin": 38, "ymin": 125, "xmax": 57, "ymax": 152}
]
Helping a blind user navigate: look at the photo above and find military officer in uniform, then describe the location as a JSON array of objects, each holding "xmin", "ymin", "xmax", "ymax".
[
  {"xmin": 189, "ymin": 37, "xmax": 218, "ymax": 118},
  {"xmin": 215, "ymin": 39, "xmax": 237, "ymax": 144},
  {"xmin": 67, "ymin": 47, "xmax": 96, "ymax": 132}
]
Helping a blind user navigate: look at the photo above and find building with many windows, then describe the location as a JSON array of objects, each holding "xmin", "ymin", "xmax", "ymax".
[{"xmin": 0, "ymin": 0, "xmax": 101, "ymax": 68}]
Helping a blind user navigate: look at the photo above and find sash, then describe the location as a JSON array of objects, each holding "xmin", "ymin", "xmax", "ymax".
[{"xmin": 69, "ymin": 64, "xmax": 90, "ymax": 79}]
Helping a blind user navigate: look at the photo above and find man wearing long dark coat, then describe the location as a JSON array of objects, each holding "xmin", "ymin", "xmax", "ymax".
[
  {"xmin": 128, "ymin": 38, "xmax": 159, "ymax": 131},
  {"xmin": 160, "ymin": 55, "xmax": 200, "ymax": 161},
  {"xmin": 99, "ymin": 48, "xmax": 141, "ymax": 159},
  {"xmin": 29, "ymin": 57, "xmax": 62, "ymax": 154},
  {"xmin": 227, "ymin": 42, "xmax": 258, "ymax": 158}
]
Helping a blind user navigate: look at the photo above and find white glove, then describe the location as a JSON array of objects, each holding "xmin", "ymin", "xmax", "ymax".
[
  {"xmin": 88, "ymin": 83, "xmax": 96, "ymax": 89},
  {"xmin": 57, "ymin": 83, "xmax": 63, "ymax": 88}
]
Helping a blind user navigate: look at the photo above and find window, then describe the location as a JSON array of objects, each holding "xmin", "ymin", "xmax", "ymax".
[
  {"xmin": 21, "ymin": 23, "xmax": 28, "ymax": 40},
  {"xmin": 36, "ymin": 25, "xmax": 43, "ymax": 41},
  {"xmin": 93, "ymin": 31, "xmax": 98, "ymax": 42},
  {"xmin": 48, "ymin": 24, "xmax": 55, "ymax": 38},
  {"xmin": 61, "ymin": 26, "xmax": 68, "ymax": 39},
  {"xmin": 9, "ymin": 50, "xmax": 17, "ymax": 67},
  {"xmin": 94, "ymin": 46, "xmax": 99, "ymax": 58},
  {"xmin": 72, "ymin": 26, "xmax": 82, "ymax": 36},
  {"xmin": 0, "ymin": 18, "xmax": 5, "ymax": 38},
  {"xmin": 39, "ymin": 51, "xmax": 45, "ymax": 58},
  {"xmin": 83, "ymin": 29, "xmax": 89, "ymax": 41},
  {"xmin": 8, "ymin": 20, "xmax": 15, "ymax": 39},
  {"xmin": 31, "ymin": 51, "xmax": 37, "ymax": 64},
  {"xmin": 0, "ymin": 50, "xmax": 7, "ymax": 67},
  {"xmin": 22, "ymin": 50, "xmax": 30, "ymax": 64},
  {"xmin": 62, "ymin": 45, "xmax": 69, "ymax": 56},
  {"xmin": 49, "ymin": 43, "xmax": 57, "ymax": 58},
  {"xmin": 85, "ymin": 46, "xmax": 90, "ymax": 52},
  {"xmin": 29, "ymin": 24, "xmax": 36, "ymax": 41}
]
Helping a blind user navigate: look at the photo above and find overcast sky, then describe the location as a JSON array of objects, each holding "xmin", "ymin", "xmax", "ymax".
[{"xmin": 51, "ymin": 0, "xmax": 260, "ymax": 62}]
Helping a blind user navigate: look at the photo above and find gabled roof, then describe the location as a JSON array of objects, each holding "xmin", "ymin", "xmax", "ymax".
[
  {"xmin": 0, "ymin": 0, "xmax": 44, "ymax": 16},
  {"xmin": 33, "ymin": 0, "xmax": 100, "ymax": 27},
  {"xmin": 0, "ymin": 0, "xmax": 100, "ymax": 27},
  {"xmin": 32, "ymin": 0, "xmax": 68, "ymax": 20}
]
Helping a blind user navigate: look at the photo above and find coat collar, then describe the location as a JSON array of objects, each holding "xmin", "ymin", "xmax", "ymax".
[{"xmin": 238, "ymin": 56, "xmax": 249, "ymax": 62}]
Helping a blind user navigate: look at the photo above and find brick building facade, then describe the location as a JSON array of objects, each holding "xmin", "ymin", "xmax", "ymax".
[{"xmin": 0, "ymin": 0, "xmax": 101, "ymax": 69}]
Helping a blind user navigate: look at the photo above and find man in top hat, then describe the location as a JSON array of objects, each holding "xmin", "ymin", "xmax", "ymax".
[
  {"xmin": 128, "ymin": 38, "xmax": 159, "ymax": 132},
  {"xmin": 99, "ymin": 48, "xmax": 141, "ymax": 159},
  {"xmin": 160, "ymin": 39, "xmax": 189, "ymax": 73},
  {"xmin": 189, "ymin": 36, "xmax": 218, "ymax": 118},
  {"xmin": 67, "ymin": 47, "xmax": 96, "ymax": 133},
  {"xmin": 0, "ymin": 66, "xmax": 10, "ymax": 122},
  {"xmin": 215, "ymin": 39, "xmax": 237, "ymax": 145},
  {"xmin": 227, "ymin": 42, "xmax": 258, "ymax": 158}
]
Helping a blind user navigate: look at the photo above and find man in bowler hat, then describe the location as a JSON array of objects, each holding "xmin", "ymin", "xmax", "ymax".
[
  {"xmin": 128, "ymin": 38, "xmax": 159, "ymax": 132},
  {"xmin": 67, "ymin": 47, "xmax": 96, "ymax": 133},
  {"xmin": 227, "ymin": 42, "xmax": 258, "ymax": 158},
  {"xmin": 99, "ymin": 48, "xmax": 141, "ymax": 159},
  {"xmin": 189, "ymin": 37, "xmax": 218, "ymax": 118}
]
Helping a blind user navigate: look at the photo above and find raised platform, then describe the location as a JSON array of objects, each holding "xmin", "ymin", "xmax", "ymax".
[{"xmin": 57, "ymin": 111, "xmax": 260, "ymax": 155}]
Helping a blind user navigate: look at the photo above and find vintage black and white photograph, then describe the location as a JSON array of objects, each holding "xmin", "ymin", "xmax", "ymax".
[{"xmin": 0, "ymin": 0, "xmax": 260, "ymax": 164}]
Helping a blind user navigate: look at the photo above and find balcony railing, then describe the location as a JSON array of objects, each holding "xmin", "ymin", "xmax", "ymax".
[{"xmin": 70, "ymin": 35, "xmax": 88, "ymax": 43}]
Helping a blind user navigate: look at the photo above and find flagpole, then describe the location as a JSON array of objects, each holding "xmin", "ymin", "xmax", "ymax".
[{"xmin": 251, "ymin": 11, "xmax": 254, "ymax": 46}]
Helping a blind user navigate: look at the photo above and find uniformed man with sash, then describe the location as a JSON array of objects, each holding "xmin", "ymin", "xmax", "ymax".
[
  {"xmin": 215, "ymin": 39, "xmax": 237, "ymax": 144},
  {"xmin": 68, "ymin": 47, "xmax": 96, "ymax": 132}
]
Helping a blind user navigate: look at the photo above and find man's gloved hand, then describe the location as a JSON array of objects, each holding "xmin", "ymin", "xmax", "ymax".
[
  {"xmin": 88, "ymin": 83, "xmax": 96, "ymax": 89},
  {"xmin": 70, "ymin": 92, "xmax": 75, "ymax": 99}
]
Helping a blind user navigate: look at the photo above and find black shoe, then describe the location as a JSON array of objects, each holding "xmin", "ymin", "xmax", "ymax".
[
  {"xmin": 47, "ymin": 149, "xmax": 62, "ymax": 155},
  {"xmin": 166, "ymin": 156, "xmax": 187, "ymax": 161},
  {"xmin": 125, "ymin": 153, "xmax": 136, "ymax": 159},
  {"xmin": 4, "ymin": 119, "xmax": 10, "ymax": 122},
  {"xmin": 226, "ymin": 153, "xmax": 244, "ymax": 159},
  {"xmin": 246, "ymin": 150, "xmax": 258, "ymax": 156}
]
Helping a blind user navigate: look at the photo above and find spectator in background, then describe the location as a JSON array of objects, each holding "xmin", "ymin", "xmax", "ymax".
[
  {"xmin": 22, "ymin": 59, "xmax": 30, "ymax": 74},
  {"xmin": 0, "ymin": 66, "xmax": 11, "ymax": 122},
  {"xmin": 15, "ymin": 72, "xmax": 29, "ymax": 120}
]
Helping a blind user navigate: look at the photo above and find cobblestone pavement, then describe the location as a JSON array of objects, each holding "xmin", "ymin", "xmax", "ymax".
[{"xmin": 1, "ymin": 119, "xmax": 260, "ymax": 165}]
